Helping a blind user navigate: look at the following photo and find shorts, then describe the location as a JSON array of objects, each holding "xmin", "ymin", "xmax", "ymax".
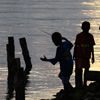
[
  {"xmin": 76, "ymin": 58, "xmax": 90, "ymax": 69},
  {"xmin": 58, "ymin": 68, "xmax": 73, "ymax": 84}
]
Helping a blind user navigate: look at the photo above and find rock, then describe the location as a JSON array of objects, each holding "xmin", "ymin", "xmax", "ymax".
[
  {"xmin": 82, "ymin": 92, "xmax": 94, "ymax": 100},
  {"xmin": 86, "ymin": 82, "xmax": 98, "ymax": 93},
  {"xmin": 94, "ymin": 97, "xmax": 100, "ymax": 100},
  {"xmin": 83, "ymin": 97, "xmax": 93, "ymax": 100},
  {"xmin": 52, "ymin": 82, "xmax": 100, "ymax": 100},
  {"xmin": 73, "ymin": 89, "xmax": 83, "ymax": 100},
  {"xmin": 94, "ymin": 92, "xmax": 100, "ymax": 98}
]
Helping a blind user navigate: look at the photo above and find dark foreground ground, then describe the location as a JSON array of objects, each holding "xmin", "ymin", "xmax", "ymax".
[{"xmin": 41, "ymin": 82, "xmax": 100, "ymax": 100}]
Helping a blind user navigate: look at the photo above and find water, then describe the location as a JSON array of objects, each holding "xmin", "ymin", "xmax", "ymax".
[{"xmin": 0, "ymin": 0, "xmax": 100, "ymax": 99}]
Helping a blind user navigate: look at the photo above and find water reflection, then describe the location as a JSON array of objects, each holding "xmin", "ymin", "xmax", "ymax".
[
  {"xmin": 0, "ymin": 0, "xmax": 100, "ymax": 99},
  {"xmin": 6, "ymin": 71, "xmax": 30, "ymax": 100},
  {"xmin": 6, "ymin": 76, "xmax": 14, "ymax": 100}
]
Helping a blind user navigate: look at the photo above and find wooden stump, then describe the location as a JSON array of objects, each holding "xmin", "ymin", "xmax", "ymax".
[
  {"xmin": 6, "ymin": 37, "xmax": 15, "ymax": 81},
  {"xmin": 19, "ymin": 37, "xmax": 32, "ymax": 75},
  {"xmin": 13, "ymin": 58, "xmax": 25, "ymax": 100},
  {"xmin": 6, "ymin": 37, "xmax": 15, "ymax": 98}
]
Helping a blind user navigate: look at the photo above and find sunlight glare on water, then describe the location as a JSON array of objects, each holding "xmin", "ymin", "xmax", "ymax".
[{"xmin": 0, "ymin": 0, "xmax": 100, "ymax": 100}]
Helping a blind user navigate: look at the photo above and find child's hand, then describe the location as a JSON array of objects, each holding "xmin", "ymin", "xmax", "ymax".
[{"xmin": 40, "ymin": 55, "xmax": 48, "ymax": 61}]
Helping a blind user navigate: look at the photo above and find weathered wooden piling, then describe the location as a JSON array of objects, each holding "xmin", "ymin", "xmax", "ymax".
[
  {"xmin": 19, "ymin": 37, "xmax": 32, "ymax": 75},
  {"xmin": 6, "ymin": 37, "xmax": 15, "ymax": 80},
  {"xmin": 13, "ymin": 58, "xmax": 25, "ymax": 100},
  {"xmin": 6, "ymin": 37, "xmax": 15, "ymax": 96}
]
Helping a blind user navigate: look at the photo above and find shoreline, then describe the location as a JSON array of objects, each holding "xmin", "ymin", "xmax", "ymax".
[{"xmin": 41, "ymin": 81, "xmax": 100, "ymax": 100}]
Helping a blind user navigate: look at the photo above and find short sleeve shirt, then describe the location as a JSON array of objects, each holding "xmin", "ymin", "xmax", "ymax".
[
  {"xmin": 50, "ymin": 42, "xmax": 73, "ymax": 70},
  {"xmin": 75, "ymin": 32, "xmax": 95, "ymax": 59}
]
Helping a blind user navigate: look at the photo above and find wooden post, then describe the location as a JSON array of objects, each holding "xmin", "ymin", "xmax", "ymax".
[
  {"xmin": 19, "ymin": 37, "xmax": 32, "ymax": 75},
  {"xmin": 7, "ymin": 37, "xmax": 15, "ymax": 80},
  {"xmin": 6, "ymin": 37, "xmax": 15, "ymax": 97},
  {"xmin": 8, "ymin": 37, "xmax": 15, "ymax": 57},
  {"xmin": 14, "ymin": 58, "xmax": 25, "ymax": 100}
]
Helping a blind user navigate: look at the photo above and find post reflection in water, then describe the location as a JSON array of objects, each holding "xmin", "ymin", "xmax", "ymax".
[
  {"xmin": 0, "ymin": 0, "xmax": 100, "ymax": 100},
  {"xmin": 6, "ymin": 73, "xmax": 30, "ymax": 100},
  {"xmin": 6, "ymin": 76, "xmax": 14, "ymax": 100}
]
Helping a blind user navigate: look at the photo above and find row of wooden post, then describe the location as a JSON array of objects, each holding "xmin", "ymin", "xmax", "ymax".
[{"xmin": 6, "ymin": 37, "xmax": 32, "ymax": 100}]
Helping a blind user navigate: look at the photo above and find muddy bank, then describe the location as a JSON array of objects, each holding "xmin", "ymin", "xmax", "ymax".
[{"xmin": 49, "ymin": 82, "xmax": 100, "ymax": 100}]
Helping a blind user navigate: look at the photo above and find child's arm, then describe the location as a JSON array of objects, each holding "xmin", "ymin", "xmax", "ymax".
[
  {"xmin": 40, "ymin": 55, "xmax": 50, "ymax": 62},
  {"xmin": 91, "ymin": 46, "xmax": 95, "ymax": 64},
  {"xmin": 40, "ymin": 55, "xmax": 59, "ymax": 65},
  {"xmin": 73, "ymin": 45, "xmax": 77, "ymax": 60},
  {"xmin": 40, "ymin": 47, "xmax": 62, "ymax": 65}
]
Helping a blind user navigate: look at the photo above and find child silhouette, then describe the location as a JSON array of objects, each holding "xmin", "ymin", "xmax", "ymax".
[
  {"xmin": 73, "ymin": 21, "xmax": 95, "ymax": 88},
  {"xmin": 40, "ymin": 32, "xmax": 73, "ymax": 94}
]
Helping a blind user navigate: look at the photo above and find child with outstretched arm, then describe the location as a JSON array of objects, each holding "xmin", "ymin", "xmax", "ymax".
[{"xmin": 40, "ymin": 32, "xmax": 73, "ymax": 94}]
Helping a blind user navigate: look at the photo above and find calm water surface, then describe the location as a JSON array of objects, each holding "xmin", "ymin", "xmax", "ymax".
[{"xmin": 0, "ymin": 0, "xmax": 100, "ymax": 100}]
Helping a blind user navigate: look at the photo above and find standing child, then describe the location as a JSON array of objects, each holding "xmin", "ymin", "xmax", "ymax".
[
  {"xmin": 73, "ymin": 21, "xmax": 95, "ymax": 88},
  {"xmin": 40, "ymin": 32, "xmax": 73, "ymax": 94}
]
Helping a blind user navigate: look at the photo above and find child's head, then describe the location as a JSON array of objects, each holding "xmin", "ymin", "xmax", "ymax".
[
  {"xmin": 51, "ymin": 32, "xmax": 62, "ymax": 46},
  {"xmin": 81, "ymin": 21, "xmax": 90, "ymax": 33}
]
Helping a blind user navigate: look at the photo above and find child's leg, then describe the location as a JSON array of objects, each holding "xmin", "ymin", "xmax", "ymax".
[
  {"xmin": 78, "ymin": 68, "xmax": 83, "ymax": 87},
  {"xmin": 76, "ymin": 68, "xmax": 83, "ymax": 88},
  {"xmin": 75, "ymin": 59, "xmax": 83, "ymax": 88},
  {"xmin": 67, "ymin": 82, "xmax": 73, "ymax": 91},
  {"xmin": 62, "ymin": 76, "xmax": 72, "ymax": 93},
  {"xmin": 84, "ymin": 68, "xmax": 89, "ymax": 86}
]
